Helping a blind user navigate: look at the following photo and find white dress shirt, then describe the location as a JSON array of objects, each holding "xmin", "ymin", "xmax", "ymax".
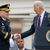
[
  {"xmin": 18, "ymin": 48, "xmax": 25, "ymax": 50},
  {"xmin": 40, "ymin": 11, "xmax": 45, "ymax": 26}
]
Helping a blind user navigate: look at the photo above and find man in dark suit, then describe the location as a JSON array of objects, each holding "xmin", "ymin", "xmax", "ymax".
[
  {"xmin": 14, "ymin": 1, "xmax": 50, "ymax": 50},
  {"xmin": 16, "ymin": 39, "xmax": 30, "ymax": 50},
  {"xmin": 0, "ymin": 4, "xmax": 11, "ymax": 50}
]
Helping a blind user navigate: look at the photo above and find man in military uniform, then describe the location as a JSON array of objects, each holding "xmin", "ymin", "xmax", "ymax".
[{"xmin": 0, "ymin": 4, "xmax": 11, "ymax": 50}]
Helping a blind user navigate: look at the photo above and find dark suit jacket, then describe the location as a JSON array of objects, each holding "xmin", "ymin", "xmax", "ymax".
[
  {"xmin": 25, "ymin": 48, "xmax": 30, "ymax": 50},
  {"xmin": 0, "ymin": 17, "xmax": 11, "ymax": 50},
  {"xmin": 21, "ymin": 11, "xmax": 50, "ymax": 46},
  {"xmin": 17, "ymin": 48, "xmax": 30, "ymax": 50}
]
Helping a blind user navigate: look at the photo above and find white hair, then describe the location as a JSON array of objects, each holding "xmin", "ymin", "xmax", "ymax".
[{"xmin": 33, "ymin": 1, "xmax": 44, "ymax": 9}]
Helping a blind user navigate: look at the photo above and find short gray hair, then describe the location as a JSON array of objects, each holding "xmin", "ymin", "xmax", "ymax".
[{"xmin": 33, "ymin": 1, "xmax": 44, "ymax": 9}]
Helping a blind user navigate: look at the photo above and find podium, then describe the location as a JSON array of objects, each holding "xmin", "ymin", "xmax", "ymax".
[{"xmin": 34, "ymin": 27, "xmax": 50, "ymax": 46}]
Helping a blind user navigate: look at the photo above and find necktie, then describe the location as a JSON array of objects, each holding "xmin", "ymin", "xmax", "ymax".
[{"xmin": 38, "ymin": 16, "xmax": 41, "ymax": 27}]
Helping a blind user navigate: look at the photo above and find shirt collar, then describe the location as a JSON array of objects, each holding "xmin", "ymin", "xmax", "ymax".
[
  {"xmin": 23, "ymin": 48, "xmax": 25, "ymax": 50},
  {"xmin": 18, "ymin": 48, "xmax": 25, "ymax": 50},
  {"xmin": 2, "ymin": 17, "xmax": 6, "ymax": 21},
  {"xmin": 41, "ymin": 10, "xmax": 45, "ymax": 17}
]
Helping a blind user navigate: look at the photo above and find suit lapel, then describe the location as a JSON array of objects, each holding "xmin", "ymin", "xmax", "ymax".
[
  {"xmin": 34, "ymin": 16, "xmax": 38, "ymax": 28},
  {"xmin": 42, "ymin": 11, "xmax": 48, "ymax": 26},
  {"xmin": 34, "ymin": 11, "xmax": 48, "ymax": 28},
  {"xmin": 24, "ymin": 48, "xmax": 29, "ymax": 50}
]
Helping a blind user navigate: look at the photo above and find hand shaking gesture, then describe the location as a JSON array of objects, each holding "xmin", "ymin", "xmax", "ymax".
[{"xmin": 14, "ymin": 33, "xmax": 21, "ymax": 40}]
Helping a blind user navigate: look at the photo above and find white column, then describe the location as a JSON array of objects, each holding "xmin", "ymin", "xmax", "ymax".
[{"xmin": 21, "ymin": 19, "xmax": 33, "ymax": 49}]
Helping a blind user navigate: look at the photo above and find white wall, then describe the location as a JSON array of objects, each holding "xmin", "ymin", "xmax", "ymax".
[
  {"xmin": 0, "ymin": 0, "xmax": 50, "ymax": 15},
  {"xmin": 21, "ymin": 19, "xmax": 33, "ymax": 49}
]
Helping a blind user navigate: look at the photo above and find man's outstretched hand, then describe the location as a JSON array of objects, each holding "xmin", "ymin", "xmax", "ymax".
[{"xmin": 13, "ymin": 33, "xmax": 21, "ymax": 40}]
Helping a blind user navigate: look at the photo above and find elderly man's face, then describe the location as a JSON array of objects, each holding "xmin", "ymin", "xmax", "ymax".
[
  {"xmin": 0, "ymin": 11, "xmax": 9, "ymax": 18},
  {"xmin": 34, "ymin": 4, "xmax": 42, "ymax": 15},
  {"xmin": 16, "ymin": 39, "xmax": 24, "ymax": 48}
]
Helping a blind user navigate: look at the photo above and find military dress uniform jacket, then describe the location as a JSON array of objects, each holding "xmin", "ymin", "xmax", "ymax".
[
  {"xmin": 0, "ymin": 17, "xmax": 11, "ymax": 50},
  {"xmin": 21, "ymin": 11, "xmax": 50, "ymax": 47}
]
